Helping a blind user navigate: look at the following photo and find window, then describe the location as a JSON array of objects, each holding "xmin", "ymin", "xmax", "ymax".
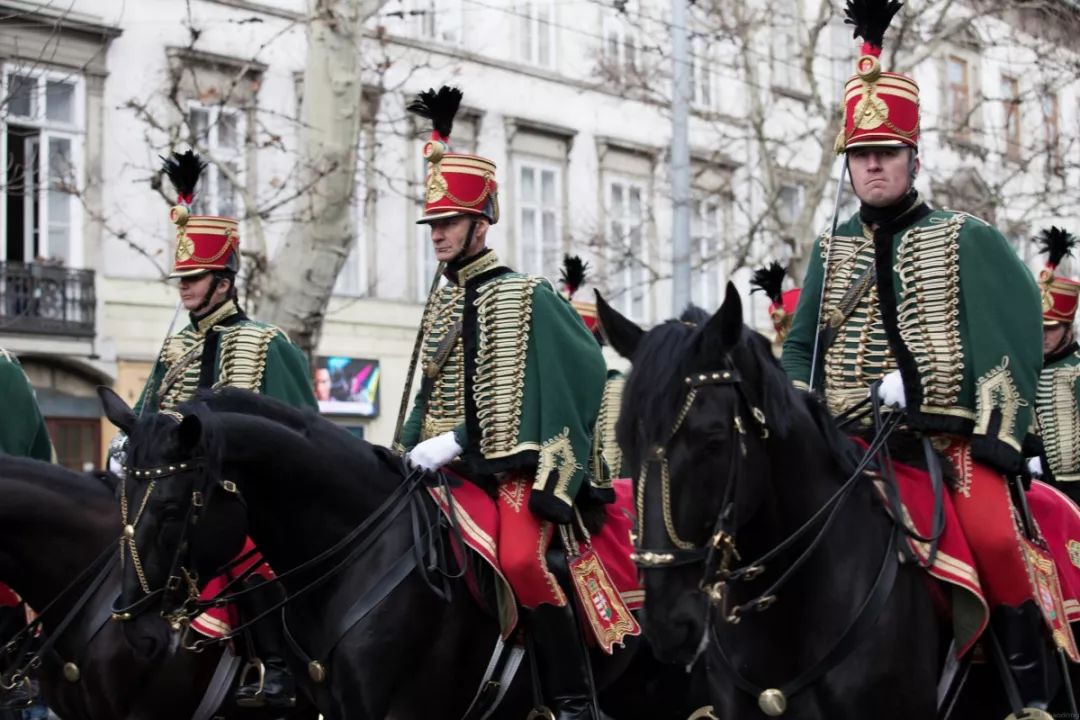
[
  {"xmin": 516, "ymin": 159, "xmax": 562, "ymax": 278},
  {"xmin": 689, "ymin": 35, "xmax": 716, "ymax": 110},
  {"xmin": 945, "ymin": 56, "xmax": 971, "ymax": 139},
  {"xmin": 602, "ymin": 7, "xmax": 639, "ymax": 78},
  {"xmin": 777, "ymin": 183, "xmax": 804, "ymax": 228},
  {"xmin": 408, "ymin": 0, "xmax": 463, "ymax": 44},
  {"xmin": 1, "ymin": 69, "xmax": 84, "ymax": 267},
  {"xmin": 771, "ymin": 4, "xmax": 802, "ymax": 90},
  {"xmin": 187, "ymin": 104, "xmax": 244, "ymax": 218},
  {"xmin": 45, "ymin": 417, "xmax": 101, "ymax": 472},
  {"xmin": 1002, "ymin": 75, "xmax": 1021, "ymax": 161},
  {"xmin": 520, "ymin": 1, "xmax": 556, "ymax": 68},
  {"xmin": 335, "ymin": 131, "xmax": 369, "ymax": 296},
  {"xmin": 1043, "ymin": 91, "xmax": 1061, "ymax": 169},
  {"xmin": 606, "ymin": 177, "xmax": 648, "ymax": 321},
  {"xmin": 692, "ymin": 197, "xmax": 725, "ymax": 311}
]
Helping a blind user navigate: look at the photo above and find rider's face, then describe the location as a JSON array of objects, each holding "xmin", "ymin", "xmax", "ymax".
[
  {"xmin": 1044, "ymin": 322, "xmax": 1072, "ymax": 356},
  {"xmin": 848, "ymin": 146, "xmax": 917, "ymax": 208},
  {"xmin": 428, "ymin": 215, "xmax": 487, "ymax": 263},
  {"xmin": 177, "ymin": 273, "xmax": 229, "ymax": 312}
]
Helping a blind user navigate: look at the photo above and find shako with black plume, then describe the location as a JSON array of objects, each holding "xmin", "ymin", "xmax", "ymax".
[
  {"xmin": 1036, "ymin": 226, "xmax": 1080, "ymax": 326},
  {"xmin": 407, "ymin": 85, "xmax": 499, "ymax": 225},
  {"xmin": 160, "ymin": 149, "xmax": 240, "ymax": 278},
  {"xmin": 835, "ymin": 0, "xmax": 919, "ymax": 153}
]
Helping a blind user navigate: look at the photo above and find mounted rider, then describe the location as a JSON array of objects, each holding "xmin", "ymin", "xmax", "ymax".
[
  {"xmin": 559, "ymin": 254, "xmax": 627, "ymax": 484},
  {"xmin": 782, "ymin": 1, "xmax": 1056, "ymax": 714},
  {"xmin": 749, "ymin": 261, "xmax": 801, "ymax": 358},
  {"xmin": 1031, "ymin": 228, "xmax": 1080, "ymax": 505},
  {"xmin": 121, "ymin": 151, "xmax": 317, "ymax": 709},
  {"xmin": 397, "ymin": 87, "xmax": 609, "ymax": 720},
  {"xmin": 0, "ymin": 348, "xmax": 52, "ymax": 711}
]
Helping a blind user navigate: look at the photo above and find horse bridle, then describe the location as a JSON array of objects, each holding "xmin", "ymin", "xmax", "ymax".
[
  {"xmin": 111, "ymin": 429, "xmax": 240, "ymax": 625},
  {"xmin": 631, "ymin": 357, "xmax": 770, "ymax": 615}
]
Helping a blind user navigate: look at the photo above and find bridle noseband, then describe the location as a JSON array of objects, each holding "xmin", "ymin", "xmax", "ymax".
[{"xmin": 632, "ymin": 357, "xmax": 769, "ymax": 603}]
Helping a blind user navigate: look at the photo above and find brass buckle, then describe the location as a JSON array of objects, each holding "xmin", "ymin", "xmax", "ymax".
[{"xmin": 526, "ymin": 708, "xmax": 556, "ymax": 720}]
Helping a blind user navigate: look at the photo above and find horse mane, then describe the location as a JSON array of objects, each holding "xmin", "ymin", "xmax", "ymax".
[
  {"xmin": 616, "ymin": 306, "xmax": 711, "ymax": 467},
  {"xmin": 617, "ymin": 306, "xmax": 806, "ymax": 470}
]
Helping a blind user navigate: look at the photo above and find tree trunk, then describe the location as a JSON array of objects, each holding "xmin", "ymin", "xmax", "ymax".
[{"xmin": 254, "ymin": 0, "xmax": 386, "ymax": 355}]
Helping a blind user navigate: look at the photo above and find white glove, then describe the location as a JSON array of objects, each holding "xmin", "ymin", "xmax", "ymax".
[
  {"xmin": 1027, "ymin": 456, "xmax": 1044, "ymax": 479},
  {"xmin": 108, "ymin": 454, "xmax": 127, "ymax": 478},
  {"xmin": 407, "ymin": 431, "xmax": 463, "ymax": 472},
  {"xmin": 877, "ymin": 370, "xmax": 907, "ymax": 409}
]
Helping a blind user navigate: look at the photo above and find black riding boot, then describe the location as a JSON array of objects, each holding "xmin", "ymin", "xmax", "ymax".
[
  {"xmin": 992, "ymin": 601, "xmax": 1056, "ymax": 711},
  {"xmin": 234, "ymin": 576, "xmax": 296, "ymax": 709},
  {"xmin": 529, "ymin": 602, "xmax": 599, "ymax": 720}
]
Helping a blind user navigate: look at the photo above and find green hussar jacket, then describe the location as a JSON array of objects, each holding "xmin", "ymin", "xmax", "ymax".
[
  {"xmin": 783, "ymin": 207, "xmax": 1043, "ymax": 475},
  {"xmin": 399, "ymin": 250, "xmax": 608, "ymax": 524},
  {"xmin": 135, "ymin": 300, "xmax": 317, "ymax": 414},
  {"xmin": 1035, "ymin": 344, "xmax": 1080, "ymax": 483},
  {"xmin": 0, "ymin": 349, "xmax": 52, "ymax": 461}
]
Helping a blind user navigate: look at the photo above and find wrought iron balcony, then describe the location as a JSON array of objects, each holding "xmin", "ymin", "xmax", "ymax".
[{"xmin": 0, "ymin": 261, "xmax": 96, "ymax": 337}]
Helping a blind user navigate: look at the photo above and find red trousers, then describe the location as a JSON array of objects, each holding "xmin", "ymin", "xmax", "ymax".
[
  {"xmin": 944, "ymin": 441, "xmax": 1037, "ymax": 608},
  {"xmin": 494, "ymin": 474, "xmax": 567, "ymax": 609}
]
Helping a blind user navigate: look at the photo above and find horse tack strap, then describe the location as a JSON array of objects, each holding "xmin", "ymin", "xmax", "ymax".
[
  {"xmin": 190, "ymin": 648, "xmax": 241, "ymax": 720},
  {"xmin": 710, "ymin": 527, "xmax": 901, "ymax": 710}
]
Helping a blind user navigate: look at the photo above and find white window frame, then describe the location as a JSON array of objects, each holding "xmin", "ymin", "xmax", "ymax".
[
  {"xmin": 186, "ymin": 101, "xmax": 245, "ymax": 220},
  {"xmin": 520, "ymin": 1, "xmax": 556, "ymax": 69},
  {"xmin": 771, "ymin": 3, "xmax": 802, "ymax": 90},
  {"xmin": 0, "ymin": 65, "xmax": 86, "ymax": 268},
  {"xmin": 691, "ymin": 196, "xmax": 728, "ymax": 311},
  {"xmin": 690, "ymin": 35, "xmax": 716, "ymax": 111},
  {"xmin": 335, "ymin": 132, "xmax": 368, "ymax": 296},
  {"xmin": 776, "ymin": 182, "xmax": 805, "ymax": 229},
  {"xmin": 602, "ymin": 9, "xmax": 639, "ymax": 76},
  {"xmin": 605, "ymin": 174, "xmax": 650, "ymax": 323},
  {"xmin": 514, "ymin": 156, "xmax": 563, "ymax": 279},
  {"xmin": 410, "ymin": 0, "xmax": 464, "ymax": 45}
]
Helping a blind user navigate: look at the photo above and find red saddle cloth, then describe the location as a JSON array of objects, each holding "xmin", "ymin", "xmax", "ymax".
[
  {"xmin": 867, "ymin": 441, "xmax": 1080, "ymax": 660},
  {"xmin": 0, "ymin": 583, "xmax": 18, "ymax": 608},
  {"xmin": 428, "ymin": 477, "xmax": 644, "ymax": 642},
  {"xmin": 190, "ymin": 537, "xmax": 273, "ymax": 639}
]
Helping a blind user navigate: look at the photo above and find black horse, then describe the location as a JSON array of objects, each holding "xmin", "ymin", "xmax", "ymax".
[
  {"xmin": 0, "ymin": 456, "xmax": 316, "ymax": 720},
  {"xmin": 596, "ymin": 283, "xmax": 1078, "ymax": 719},
  {"xmin": 99, "ymin": 386, "xmax": 702, "ymax": 719}
]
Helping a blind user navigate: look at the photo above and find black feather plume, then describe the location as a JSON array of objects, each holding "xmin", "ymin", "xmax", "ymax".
[
  {"xmin": 160, "ymin": 150, "xmax": 206, "ymax": 200},
  {"xmin": 407, "ymin": 86, "xmax": 463, "ymax": 140},
  {"xmin": 1035, "ymin": 226, "xmax": 1078, "ymax": 268},
  {"xmin": 750, "ymin": 261, "xmax": 787, "ymax": 305},
  {"xmin": 560, "ymin": 254, "xmax": 589, "ymax": 297},
  {"xmin": 843, "ymin": 0, "xmax": 903, "ymax": 48}
]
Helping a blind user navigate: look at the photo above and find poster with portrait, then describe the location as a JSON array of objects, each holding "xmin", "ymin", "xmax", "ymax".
[{"xmin": 313, "ymin": 356, "xmax": 380, "ymax": 417}]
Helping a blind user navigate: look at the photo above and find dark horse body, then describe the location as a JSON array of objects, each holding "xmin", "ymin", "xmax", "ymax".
[
  {"xmin": 597, "ymin": 284, "xmax": 1078, "ymax": 719},
  {"xmin": 102, "ymin": 387, "xmax": 702, "ymax": 720},
  {"xmin": 0, "ymin": 456, "xmax": 306, "ymax": 720}
]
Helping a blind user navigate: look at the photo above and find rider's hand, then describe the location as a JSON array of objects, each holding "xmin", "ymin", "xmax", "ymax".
[
  {"xmin": 876, "ymin": 370, "xmax": 907, "ymax": 409},
  {"xmin": 406, "ymin": 432, "xmax": 462, "ymax": 472},
  {"xmin": 1027, "ymin": 456, "xmax": 1044, "ymax": 479},
  {"xmin": 107, "ymin": 433, "xmax": 128, "ymax": 478}
]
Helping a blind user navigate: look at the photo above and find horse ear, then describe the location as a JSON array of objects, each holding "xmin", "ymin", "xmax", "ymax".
[
  {"xmin": 595, "ymin": 290, "xmax": 644, "ymax": 360},
  {"xmin": 97, "ymin": 386, "xmax": 136, "ymax": 435},
  {"xmin": 177, "ymin": 415, "xmax": 203, "ymax": 453},
  {"xmin": 702, "ymin": 282, "xmax": 744, "ymax": 355}
]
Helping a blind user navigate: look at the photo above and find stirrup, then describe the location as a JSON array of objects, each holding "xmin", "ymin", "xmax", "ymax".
[
  {"xmin": 526, "ymin": 706, "xmax": 556, "ymax": 720},
  {"xmin": 1006, "ymin": 709, "xmax": 1053, "ymax": 720},
  {"xmin": 235, "ymin": 659, "xmax": 266, "ymax": 707}
]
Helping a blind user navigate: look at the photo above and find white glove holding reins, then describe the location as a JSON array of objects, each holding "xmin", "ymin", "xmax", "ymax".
[
  {"xmin": 876, "ymin": 370, "xmax": 907, "ymax": 409},
  {"xmin": 1027, "ymin": 456, "xmax": 1044, "ymax": 479},
  {"xmin": 407, "ymin": 431, "xmax": 462, "ymax": 472}
]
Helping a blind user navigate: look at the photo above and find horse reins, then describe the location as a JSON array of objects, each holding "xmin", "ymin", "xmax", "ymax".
[{"xmin": 631, "ymin": 358, "xmax": 918, "ymax": 715}]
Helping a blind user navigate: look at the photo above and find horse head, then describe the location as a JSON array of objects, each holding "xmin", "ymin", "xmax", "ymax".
[
  {"xmin": 99, "ymin": 387, "xmax": 248, "ymax": 640},
  {"xmin": 597, "ymin": 283, "xmax": 794, "ymax": 666}
]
